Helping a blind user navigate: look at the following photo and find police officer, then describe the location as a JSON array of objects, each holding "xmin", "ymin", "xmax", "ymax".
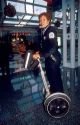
[{"xmin": 33, "ymin": 12, "xmax": 64, "ymax": 93}]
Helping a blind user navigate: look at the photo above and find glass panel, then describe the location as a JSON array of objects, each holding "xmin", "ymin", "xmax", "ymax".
[
  {"xmin": 26, "ymin": 4, "xmax": 33, "ymax": 14},
  {"xmin": 23, "ymin": 15, "xmax": 32, "ymax": 20},
  {"xmin": 34, "ymin": 0, "xmax": 47, "ymax": 6},
  {"xmin": 7, "ymin": 15, "xmax": 18, "ymax": 19},
  {"xmin": 57, "ymin": 37, "xmax": 61, "ymax": 46},
  {"xmin": 19, "ymin": 22, "xmax": 27, "ymax": 25},
  {"xmin": 18, "ymin": 0, "xmax": 25, "ymax": 1},
  {"xmin": 34, "ymin": 6, "xmax": 46, "ymax": 14},
  {"xmin": 55, "ymin": 11, "xmax": 62, "ymax": 18},
  {"xmin": 4, "ymin": 21, "xmax": 19, "ymax": 24},
  {"xmin": 57, "ymin": 37, "xmax": 62, "ymax": 53},
  {"xmin": 26, "ymin": 22, "xmax": 38, "ymax": 25},
  {"xmin": 7, "ymin": 1, "xmax": 25, "ymax": 13},
  {"xmin": 31, "ymin": 16, "xmax": 38, "ymax": 20},
  {"xmin": 26, "ymin": 0, "xmax": 33, "ymax": 3},
  {"xmin": 18, "ymin": 15, "xmax": 25, "ymax": 19}
]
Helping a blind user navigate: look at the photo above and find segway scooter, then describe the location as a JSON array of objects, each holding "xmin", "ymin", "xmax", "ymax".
[
  {"xmin": 24, "ymin": 51, "xmax": 71, "ymax": 118},
  {"xmin": 38, "ymin": 59, "xmax": 71, "ymax": 118}
]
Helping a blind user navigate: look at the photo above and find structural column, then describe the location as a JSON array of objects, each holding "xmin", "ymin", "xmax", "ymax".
[
  {"xmin": 78, "ymin": 0, "xmax": 80, "ymax": 85},
  {"xmin": 62, "ymin": 0, "xmax": 78, "ymax": 99}
]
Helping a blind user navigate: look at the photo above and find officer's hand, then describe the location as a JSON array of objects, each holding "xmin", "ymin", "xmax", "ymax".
[{"xmin": 33, "ymin": 52, "xmax": 40, "ymax": 60}]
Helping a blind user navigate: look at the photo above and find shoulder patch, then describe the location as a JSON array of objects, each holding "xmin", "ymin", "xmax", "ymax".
[{"xmin": 49, "ymin": 32, "xmax": 55, "ymax": 39}]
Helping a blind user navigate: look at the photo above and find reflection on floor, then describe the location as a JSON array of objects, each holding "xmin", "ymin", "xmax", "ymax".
[{"xmin": 0, "ymin": 54, "xmax": 80, "ymax": 125}]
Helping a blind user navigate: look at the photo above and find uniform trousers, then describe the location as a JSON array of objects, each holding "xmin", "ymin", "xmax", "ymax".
[{"xmin": 45, "ymin": 56, "xmax": 64, "ymax": 93}]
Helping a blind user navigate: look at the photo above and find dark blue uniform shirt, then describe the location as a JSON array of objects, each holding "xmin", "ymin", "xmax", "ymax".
[
  {"xmin": 40, "ymin": 25, "xmax": 58, "ymax": 56},
  {"xmin": 38, "ymin": 25, "xmax": 62, "ymax": 65}
]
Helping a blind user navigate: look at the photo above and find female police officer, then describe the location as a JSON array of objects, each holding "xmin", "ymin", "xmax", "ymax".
[{"xmin": 33, "ymin": 12, "xmax": 64, "ymax": 94}]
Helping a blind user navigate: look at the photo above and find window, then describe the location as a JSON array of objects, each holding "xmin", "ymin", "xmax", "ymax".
[{"xmin": 4, "ymin": 0, "xmax": 47, "ymax": 26}]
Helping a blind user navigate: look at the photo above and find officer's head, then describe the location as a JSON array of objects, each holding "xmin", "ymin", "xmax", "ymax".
[{"xmin": 39, "ymin": 12, "xmax": 52, "ymax": 29}]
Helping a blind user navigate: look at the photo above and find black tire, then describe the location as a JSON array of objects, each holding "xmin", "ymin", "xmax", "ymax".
[{"xmin": 44, "ymin": 92, "xmax": 71, "ymax": 118}]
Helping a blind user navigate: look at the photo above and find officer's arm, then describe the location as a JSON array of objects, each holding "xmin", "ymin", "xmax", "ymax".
[{"xmin": 46, "ymin": 29, "xmax": 58, "ymax": 57}]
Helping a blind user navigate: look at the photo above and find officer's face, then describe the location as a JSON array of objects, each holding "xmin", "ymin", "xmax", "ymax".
[{"xmin": 39, "ymin": 15, "xmax": 50, "ymax": 29}]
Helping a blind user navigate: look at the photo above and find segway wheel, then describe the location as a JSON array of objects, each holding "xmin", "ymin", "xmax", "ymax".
[{"xmin": 44, "ymin": 92, "xmax": 71, "ymax": 118}]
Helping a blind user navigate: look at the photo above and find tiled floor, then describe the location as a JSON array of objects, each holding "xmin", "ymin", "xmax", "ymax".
[{"xmin": 0, "ymin": 54, "xmax": 80, "ymax": 125}]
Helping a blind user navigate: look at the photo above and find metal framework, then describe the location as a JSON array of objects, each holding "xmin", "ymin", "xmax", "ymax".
[{"xmin": 0, "ymin": 0, "xmax": 47, "ymax": 26}]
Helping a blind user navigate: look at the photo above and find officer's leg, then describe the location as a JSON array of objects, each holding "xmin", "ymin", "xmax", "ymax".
[{"xmin": 45, "ymin": 58, "xmax": 64, "ymax": 93}]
